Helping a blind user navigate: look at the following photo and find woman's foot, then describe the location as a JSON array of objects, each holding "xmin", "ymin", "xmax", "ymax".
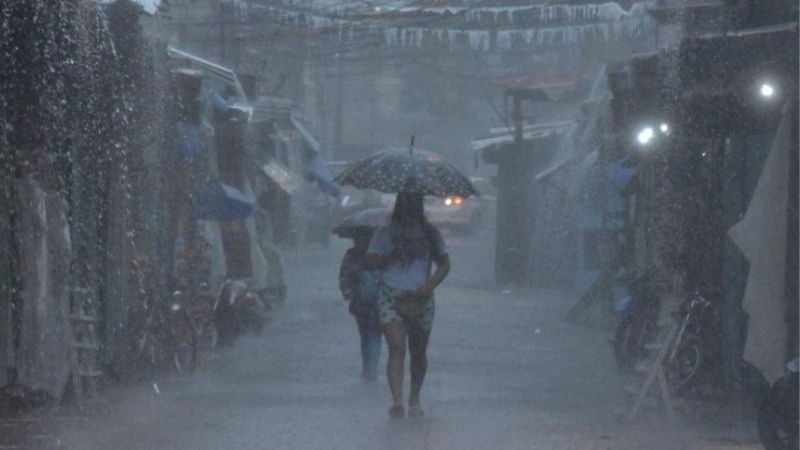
[
  {"xmin": 407, "ymin": 405, "xmax": 424, "ymax": 418},
  {"xmin": 388, "ymin": 405, "xmax": 405, "ymax": 419}
]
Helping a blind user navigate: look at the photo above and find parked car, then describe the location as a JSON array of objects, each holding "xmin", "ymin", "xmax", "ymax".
[{"xmin": 380, "ymin": 176, "xmax": 496, "ymax": 233}]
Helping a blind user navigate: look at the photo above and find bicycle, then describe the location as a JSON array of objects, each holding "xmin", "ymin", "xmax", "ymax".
[{"xmin": 131, "ymin": 291, "xmax": 196, "ymax": 376}]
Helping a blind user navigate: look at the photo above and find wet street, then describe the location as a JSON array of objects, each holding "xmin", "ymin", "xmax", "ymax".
[{"xmin": 44, "ymin": 228, "xmax": 760, "ymax": 450}]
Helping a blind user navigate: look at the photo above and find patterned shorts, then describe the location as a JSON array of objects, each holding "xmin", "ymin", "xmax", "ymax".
[{"xmin": 377, "ymin": 284, "xmax": 435, "ymax": 332}]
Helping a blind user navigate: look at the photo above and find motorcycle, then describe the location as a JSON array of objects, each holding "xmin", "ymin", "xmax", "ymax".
[
  {"xmin": 214, "ymin": 279, "xmax": 270, "ymax": 346},
  {"xmin": 758, "ymin": 358, "xmax": 799, "ymax": 450}
]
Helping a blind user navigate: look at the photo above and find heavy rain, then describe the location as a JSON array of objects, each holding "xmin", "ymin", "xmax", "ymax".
[{"xmin": 0, "ymin": 0, "xmax": 797, "ymax": 449}]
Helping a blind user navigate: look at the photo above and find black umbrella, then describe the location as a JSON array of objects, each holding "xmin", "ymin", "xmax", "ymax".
[{"xmin": 334, "ymin": 148, "xmax": 480, "ymax": 198}]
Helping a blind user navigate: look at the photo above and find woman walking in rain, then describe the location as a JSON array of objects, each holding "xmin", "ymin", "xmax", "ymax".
[
  {"xmin": 366, "ymin": 192, "xmax": 450, "ymax": 419},
  {"xmin": 338, "ymin": 227, "xmax": 382, "ymax": 382}
]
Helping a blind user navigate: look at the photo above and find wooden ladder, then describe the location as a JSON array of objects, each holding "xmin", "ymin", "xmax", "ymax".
[
  {"xmin": 624, "ymin": 322, "xmax": 679, "ymax": 422},
  {"xmin": 68, "ymin": 287, "xmax": 102, "ymax": 408}
]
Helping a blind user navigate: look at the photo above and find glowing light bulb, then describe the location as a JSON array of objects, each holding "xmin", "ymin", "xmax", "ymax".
[
  {"xmin": 637, "ymin": 127, "xmax": 654, "ymax": 145},
  {"xmin": 760, "ymin": 83, "xmax": 775, "ymax": 98},
  {"xmin": 660, "ymin": 123, "xmax": 669, "ymax": 134}
]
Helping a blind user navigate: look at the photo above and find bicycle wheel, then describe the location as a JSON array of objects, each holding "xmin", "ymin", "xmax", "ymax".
[
  {"xmin": 665, "ymin": 333, "xmax": 702, "ymax": 393},
  {"xmin": 172, "ymin": 315, "xmax": 197, "ymax": 375},
  {"xmin": 198, "ymin": 320, "xmax": 218, "ymax": 352}
]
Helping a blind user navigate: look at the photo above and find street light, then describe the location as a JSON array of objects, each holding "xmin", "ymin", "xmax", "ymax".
[
  {"xmin": 637, "ymin": 127, "xmax": 655, "ymax": 145},
  {"xmin": 759, "ymin": 82, "xmax": 775, "ymax": 98},
  {"xmin": 659, "ymin": 123, "xmax": 670, "ymax": 134}
]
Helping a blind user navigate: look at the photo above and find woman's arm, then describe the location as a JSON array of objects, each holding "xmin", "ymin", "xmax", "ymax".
[{"xmin": 414, "ymin": 253, "xmax": 450, "ymax": 298}]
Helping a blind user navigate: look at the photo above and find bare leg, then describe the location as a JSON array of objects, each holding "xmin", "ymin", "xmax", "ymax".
[
  {"xmin": 407, "ymin": 324, "xmax": 430, "ymax": 410},
  {"xmin": 383, "ymin": 322, "xmax": 407, "ymax": 408}
]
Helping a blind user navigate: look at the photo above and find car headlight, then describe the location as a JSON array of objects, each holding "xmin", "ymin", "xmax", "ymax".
[{"xmin": 443, "ymin": 196, "xmax": 463, "ymax": 206}]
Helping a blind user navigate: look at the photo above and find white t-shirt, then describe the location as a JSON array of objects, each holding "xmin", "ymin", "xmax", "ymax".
[{"xmin": 368, "ymin": 223, "xmax": 447, "ymax": 291}]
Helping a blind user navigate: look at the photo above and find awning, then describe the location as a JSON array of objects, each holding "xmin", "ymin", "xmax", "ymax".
[
  {"xmin": 535, "ymin": 150, "xmax": 599, "ymax": 199},
  {"xmin": 534, "ymin": 154, "xmax": 582, "ymax": 182},
  {"xmin": 251, "ymin": 96, "xmax": 295, "ymax": 124},
  {"xmin": 610, "ymin": 23, "xmax": 797, "ymax": 138},
  {"xmin": 167, "ymin": 46, "xmax": 253, "ymax": 120},
  {"xmin": 472, "ymin": 120, "xmax": 573, "ymax": 152}
]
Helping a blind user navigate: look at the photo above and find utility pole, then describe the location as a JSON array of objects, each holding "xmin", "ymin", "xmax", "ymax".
[
  {"xmin": 219, "ymin": 0, "xmax": 226, "ymax": 65},
  {"xmin": 315, "ymin": 64, "xmax": 329, "ymax": 159},
  {"xmin": 333, "ymin": 53, "xmax": 344, "ymax": 160}
]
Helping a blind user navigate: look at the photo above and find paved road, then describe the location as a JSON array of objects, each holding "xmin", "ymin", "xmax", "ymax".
[{"xmin": 50, "ymin": 229, "xmax": 759, "ymax": 450}]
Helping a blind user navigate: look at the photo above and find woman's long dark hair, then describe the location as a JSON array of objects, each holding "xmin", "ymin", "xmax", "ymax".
[{"xmin": 391, "ymin": 192, "xmax": 436, "ymax": 265}]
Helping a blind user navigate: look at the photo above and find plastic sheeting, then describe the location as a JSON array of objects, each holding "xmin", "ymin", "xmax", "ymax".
[
  {"xmin": 14, "ymin": 179, "xmax": 73, "ymax": 397},
  {"xmin": 246, "ymin": 1, "xmax": 648, "ymax": 52},
  {"xmin": 201, "ymin": 183, "xmax": 273, "ymax": 293},
  {"xmin": 395, "ymin": 2, "xmax": 644, "ymax": 24},
  {"xmin": 381, "ymin": 19, "xmax": 644, "ymax": 52},
  {"xmin": 247, "ymin": 3, "xmax": 348, "ymax": 28},
  {"xmin": 729, "ymin": 104, "xmax": 792, "ymax": 384}
]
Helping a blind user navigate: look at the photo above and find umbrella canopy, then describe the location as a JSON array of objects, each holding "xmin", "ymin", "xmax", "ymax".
[
  {"xmin": 334, "ymin": 148, "xmax": 480, "ymax": 198},
  {"xmin": 332, "ymin": 208, "xmax": 391, "ymax": 238},
  {"xmin": 193, "ymin": 183, "xmax": 255, "ymax": 221}
]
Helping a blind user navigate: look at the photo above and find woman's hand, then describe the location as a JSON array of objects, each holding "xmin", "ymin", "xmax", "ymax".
[
  {"xmin": 395, "ymin": 287, "xmax": 431, "ymax": 303},
  {"xmin": 412, "ymin": 287, "xmax": 432, "ymax": 300}
]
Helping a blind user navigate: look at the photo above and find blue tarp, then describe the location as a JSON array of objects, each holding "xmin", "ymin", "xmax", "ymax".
[
  {"xmin": 307, "ymin": 153, "xmax": 340, "ymax": 197},
  {"xmin": 193, "ymin": 183, "xmax": 255, "ymax": 221},
  {"xmin": 175, "ymin": 122, "xmax": 202, "ymax": 158}
]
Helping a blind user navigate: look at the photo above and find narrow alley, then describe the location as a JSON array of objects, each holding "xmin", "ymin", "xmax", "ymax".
[{"xmin": 43, "ymin": 229, "xmax": 759, "ymax": 450}]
